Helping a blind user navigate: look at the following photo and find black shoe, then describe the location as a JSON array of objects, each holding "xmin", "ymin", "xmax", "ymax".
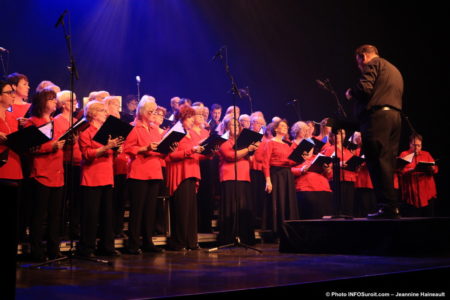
[
  {"xmin": 367, "ymin": 208, "xmax": 401, "ymax": 219},
  {"xmin": 124, "ymin": 248, "xmax": 142, "ymax": 255},
  {"xmin": 96, "ymin": 249, "xmax": 122, "ymax": 257},
  {"xmin": 142, "ymin": 245, "xmax": 165, "ymax": 253},
  {"xmin": 187, "ymin": 244, "xmax": 202, "ymax": 251},
  {"xmin": 48, "ymin": 252, "xmax": 66, "ymax": 260},
  {"xmin": 30, "ymin": 253, "xmax": 48, "ymax": 262},
  {"xmin": 166, "ymin": 245, "xmax": 187, "ymax": 252},
  {"xmin": 76, "ymin": 251, "xmax": 96, "ymax": 258}
]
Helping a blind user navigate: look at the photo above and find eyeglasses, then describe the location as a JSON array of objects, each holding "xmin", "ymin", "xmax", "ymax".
[{"xmin": 1, "ymin": 90, "xmax": 15, "ymax": 95}]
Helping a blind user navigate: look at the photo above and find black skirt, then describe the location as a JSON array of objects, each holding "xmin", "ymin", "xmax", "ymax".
[
  {"xmin": 269, "ymin": 166, "xmax": 298, "ymax": 234},
  {"xmin": 218, "ymin": 180, "xmax": 256, "ymax": 245}
]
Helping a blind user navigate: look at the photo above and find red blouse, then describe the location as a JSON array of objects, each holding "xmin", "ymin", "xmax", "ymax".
[
  {"xmin": 53, "ymin": 114, "xmax": 82, "ymax": 166},
  {"xmin": 218, "ymin": 139, "xmax": 251, "ymax": 182},
  {"xmin": 79, "ymin": 124, "xmax": 114, "ymax": 186},
  {"xmin": 124, "ymin": 120, "xmax": 164, "ymax": 180},
  {"xmin": 291, "ymin": 154, "xmax": 332, "ymax": 192},
  {"xmin": 165, "ymin": 134, "xmax": 203, "ymax": 196},
  {"xmin": 25, "ymin": 116, "xmax": 65, "ymax": 187},
  {"xmin": 398, "ymin": 150, "xmax": 438, "ymax": 207},
  {"xmin": 250, "ymin": 137, "xmax": 268, "ymax": 171},
  {"xmin": 0, "ymin": 111, "xmax": 22, "ymax": 180},
  {"xmin": 262, "ymin": 139, "xmax": 296, "ymax": 178},
  {"xmin": 11, "ymin": 103, "xmax": 31, "ymax": 119},
  {"xmin": 189, "ymin": 127, "xmax": 209, "ymax": 145}
]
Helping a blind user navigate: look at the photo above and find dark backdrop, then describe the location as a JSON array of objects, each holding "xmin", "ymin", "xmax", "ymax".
[{"xmin": 1, "ymin": 0, "xmax": 448, "ymax": 212}]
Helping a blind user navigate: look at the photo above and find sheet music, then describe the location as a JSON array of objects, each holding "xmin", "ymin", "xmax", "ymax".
[{"xmin": 38, "ymin": 122, "xmax": 53, "ymax": 139}]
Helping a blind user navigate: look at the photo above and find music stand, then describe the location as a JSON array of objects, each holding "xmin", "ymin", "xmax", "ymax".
[{"xmin": 207, "ymin": 47, "xmax": 261, "ymax": 253}]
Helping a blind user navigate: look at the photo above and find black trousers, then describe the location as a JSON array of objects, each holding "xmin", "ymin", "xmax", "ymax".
[
  {"xmin": 79, "ymin": 185, "xmax": 114, "ymax": 255},
  {"xmin": 331, "ymin": 181, "xmax": 355, "ymax": 217},
  {"xmin": 360, "ymin": 109, "xmax": 401, "ymax": 209},
  {"xmin": 219, "ymin": 180, "xmax": 256, "ymax": 245},
  {"xmin": 63, "ymin": 163, "xmax": 81, "ymax": 238},
  {"xmin": 169, "ymin": 178, "xmax": 198, "ymax": 249},
  {"xmin": 197, "ymin": 159, "xmax": 215, "ymax": 233},
  {"xmin": 30, "ymin": 179, "xmax": 63, "ymax": 257},
  {"xmin": 113, "ymin": 174, "xmax": 128, "ymax": 236},
  {"xmin": 354, "ymin": 188, "xmax": 377, "ymax": 217},
  {"xmin": 296, "ymin": 191, "xmax": 333, "ymax": 219},
  {"xmin": 0, "ymin": 179, "xmax": 20, "ymax": 300},
  {"xmin": 250, "ymin": 169, "xmax": 266, "ymax": 229},
  {"xmin": 127, "ymin": 179, "xmax": 161, "ymax": 251}
]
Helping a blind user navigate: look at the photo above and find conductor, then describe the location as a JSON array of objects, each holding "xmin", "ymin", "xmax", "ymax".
[{"xmin": 346, "ymin": 44, "xmax": 403, "ymax": 219}]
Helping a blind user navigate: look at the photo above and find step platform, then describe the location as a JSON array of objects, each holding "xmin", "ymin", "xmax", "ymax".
[{"xmin": 279, "ymin": 217, "xmax": 450, "ymax": 256}]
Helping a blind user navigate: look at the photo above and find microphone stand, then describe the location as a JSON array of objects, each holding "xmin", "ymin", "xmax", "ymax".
[
  {"xmin": 207, "ymin": 47, "xmax": 261, "ymax": 253},
  {"xmin": 317, "ymin": 79, "xmax": 352, "ymax": 219},
  {"xmin": 0, "ymin": 50, "xmax": 8, "ymax": 78},
  {"xmin": 27, "ymin": 10, "xmax": 111, "ymax": 268}
]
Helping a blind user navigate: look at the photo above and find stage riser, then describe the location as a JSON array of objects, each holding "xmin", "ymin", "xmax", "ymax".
[{"xmin": 279, "ymin": 218, "xmax": 450, "ymax": 256}]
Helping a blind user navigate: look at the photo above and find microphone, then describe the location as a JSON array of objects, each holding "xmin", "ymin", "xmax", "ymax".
[
  {"xmin": 0, "ymin": 47, "xmax": 9, "ymax": 53},
  {"xmin": 55, "ymin": 10, "xmax": 68, "ymax": 28},
  {"xmin": 286, "ymin": 99, "xmax": 298, "ymax": 106},
  {"xmin": 136, "ymin": 75, "xmax": 141, "ymax": 83},
  {"xmin": 238, "ymin": 87, "xmax": 249, "ymax": 97},
  {"xmin": 316, "ymin": 79, "xmax": 330, "ymax": 91},
  {"xmin": 211, "ymin": 46, "xmax": 226, "ymax": 61}
]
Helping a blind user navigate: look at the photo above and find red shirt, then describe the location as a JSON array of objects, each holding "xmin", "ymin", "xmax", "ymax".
[
  {"xmin": 189, "ymin": 127, "xmax": 209, "ymax": 145},
  {"xmin": 25, "ymin": 116, "xmax": 65, "ymax": 187},
  {"xmin": 0, "ymin": 111, "xmax": 22, "ymax": 180},
  {"xmin": 53, "ymin": 114, "xmax": 83, "ymax": 166},
  {"xmin": 322, "ymin": 144, "xmax": 357, "ymax": 182},
  {"xmin": 79, "ymin": 124, "xmax": 114, "ymax": 186},
  {"xmin": 355, "ymin": 164, "xmax": 373, "ymax": 189},
  {"xmin": 262, "ymin": 139, "xmax": 296, "ymax": 178},
  {"xmin": 124, "ymin": 120, "xmax": 164, "ymax": 180},
  {"xmin": 11, "ymin": 103, "xmax": 31, "ymax": 119},
  {"xmin": 250, "ymin": 137, "xmax": 268, "ymax": 171},
  {"xmin": 399, "ymin": 150, "xmax": 438, "ymax": 207},
  {"xmin": 218, "ymin": 139, "xmax": 251, "ymax": 182},
  {"xmin": 291, "ymin": 154, "xmax": 332, "ymax": 192},
  {"xmin": 165, "ymin": 134, "xmax": 203, "ymax": 195}
]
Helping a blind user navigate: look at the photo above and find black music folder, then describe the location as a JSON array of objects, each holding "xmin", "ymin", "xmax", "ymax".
[
  {"xmin": 200, "ymin": 133, "xmax": 228, "ymax": 155},
  {"xmin": 161, "ymin": 118, "xmax": 173, "ymax": 130},
  {"xmin": 235, "ymin": 128, "xmax": 263, "ymax": 150},
  {"xmin": 311, "ymin": 137, "xmax": 326, "ymax": 155},
  {"xmin": 288, "ymin": 139, "xmax": 315, "ymax": 164},
  {"xmin": 155, "ymin": 121, "xmax": 186, "ymax": 154},
  {"xmin": 343, "ymin": 155, "xmax": 365, "ymax": 172},
  {"xmin": 0, "ymin": 149, "xmax": 8, "ymax": 167},
  {"xmin": 58, "ymin": 118, "xmax": 89, "ymax": 141},
  {"xmin": 93, "ymin": 115, "xmax": 133, "ymax": 145},
  {"xmin": 343, "ymin": 139, "xmax": 358, "ymax": 151},
  {"xmin": 397, "ymin": 153, "xmax": 414, "ymax": 169},
  {"xmin": 6, "ymin": 125, "xmax": 52, "ymax": 153},
  {"xmin": 413, "ymin": 161, "xmax": 435, "ymax": 173},
  {"xmin": 307, "ymin": 154, "xmax": 333, "ymax": 174}
]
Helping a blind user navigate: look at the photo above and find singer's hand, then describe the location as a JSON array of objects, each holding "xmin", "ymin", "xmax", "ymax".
[
  {"xmin": 52, "ymin": 140, "xmax": 66, "ymax": 151},
  {"xmin": 148, "ymin": 142, "xmax": 158, "ymax": 151},
  {"xmin": 169, "ymin": 142, "xmax": 179, "ymax": 153},
  {"xmin": 192, "ymin": 145, "xmax": 204, "ymax": 153},
  {"xmin": 345, "ymin": 88, "xmax": 352, "ymax": 100},
  {"xmin": 265, "ymin": 181, "xmax": 272, "ymax": 193},
  {"xmin": 17, "ymin": 117, "xmax": 28, "ymax": 127},
  {"xmin": 0, "ymin": 132, "xmax": 7, "ymax": 144}
]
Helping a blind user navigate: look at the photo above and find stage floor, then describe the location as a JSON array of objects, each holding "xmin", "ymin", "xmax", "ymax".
[{"xmin": 16, "ymin": 243, "xmax": 450, "ymax": 299}]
